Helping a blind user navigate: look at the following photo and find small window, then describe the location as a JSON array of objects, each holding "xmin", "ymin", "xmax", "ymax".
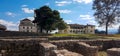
[
  {"xmin": 27, "ymin": 30, "xmax": 29, "ymax": 32},
  {"xmin": 27, "ymin": 27, "xmax": 29, "ymax": 29},
  {"xmin": 91, "ymin": 31, "xmax": 93, "ymax": 32}
]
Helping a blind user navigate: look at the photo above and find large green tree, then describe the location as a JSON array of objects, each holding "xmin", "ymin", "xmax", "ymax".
[
  {"xmin": 93, "ymin": 0, "xmax": 120, "ymax": 35},
  {"xmin": 33, "ymin": 6, "xmax": 67, "ymax": 33}
]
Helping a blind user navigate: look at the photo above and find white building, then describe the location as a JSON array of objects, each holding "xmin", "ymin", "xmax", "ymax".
[
  {"xmin": 19, "ymin": 18, "xmax": 37, "ymax": 32},
  {"xmin": 59, "ymin": 24, "xmax": 95, "ymax": 34}
]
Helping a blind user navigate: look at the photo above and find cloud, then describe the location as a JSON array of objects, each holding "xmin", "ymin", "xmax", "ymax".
[
  {"xmin": 6, "ymin": 12, "xmax": 16, "ymax": 17},
  {"xmin": 79, "ymin": 14, "xmax": 93, "ymax": 20},
  {"xmin": 45, "ymin": 3, "xmax": 50, "ymax": 6},
  {"xmin": 87, "ymin": 20, "xmax": 96, "ymax": 25},
  {"xmin": 21, "ymin": 5, "xmax": 28, "ymax": 7},
  {"xmin": 65, "ymin": 20, "xmax": 72, "ymax": 24},
  {"xmin": 27, "ymin": 17, "xmax": 34, "ymax": 21},
  {"xmin": 55, "ymin": 1, "xmax": 72, "ymax": 6},
  {"xmin": 73, "ymin": 0, "xmax": 93, "ymax": 4},
  {"xmin": 58, "ymin": 9, "xmax": 71, "ymax": 14},
  {"xmin": 22, "ymin": 8, "xmax": 34, "ymax": 13},
  {"xmin": 21, "ymin": 17, "xmax": 34, "ymax": 21},
  {"xmin": 0, "ymin": 19, "xmax": 18, "ymax": 31}
]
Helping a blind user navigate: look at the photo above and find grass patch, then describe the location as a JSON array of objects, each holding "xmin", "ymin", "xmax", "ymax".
[
  {"xmin": 98, "ymin": 51, "xmax": 107, "ymax": 56},
  {"xmin": 50, "ymin": 34, "xmax": 106, "ymax": 40},
  {"xmin": 50, "ymin": 34, "xmax": 120, "ymax": 40}
]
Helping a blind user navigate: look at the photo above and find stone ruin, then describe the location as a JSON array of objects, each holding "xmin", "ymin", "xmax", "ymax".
[
  {"xmin": 0, "ymin": 38, "xmax": 119, "ymax": 56},
  {"xmin": 107, "ymin": 48, "xmax": 120, "ymax": 56}
]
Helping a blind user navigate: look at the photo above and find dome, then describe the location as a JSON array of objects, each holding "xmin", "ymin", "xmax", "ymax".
[{"xmin": 0, "ymin": 24, "xmax": 6, "ymax": 31}]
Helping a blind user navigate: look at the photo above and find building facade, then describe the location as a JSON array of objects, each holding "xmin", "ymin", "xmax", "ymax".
[
  {"xmin": 59, "ymin": 24, "xmax": 95, "ymax": 34},
  {"xmin": 19, "ymin": 19, "xmax": 95, "ymax": 34},
  {"xmin": 19, "ymin": 19, "xmax": 37, "ymax": 32}
]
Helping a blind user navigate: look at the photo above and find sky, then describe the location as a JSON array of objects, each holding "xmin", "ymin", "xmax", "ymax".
[{"xmin": 0, "ymin": 0, "xmax": 119, "ymax": 33}]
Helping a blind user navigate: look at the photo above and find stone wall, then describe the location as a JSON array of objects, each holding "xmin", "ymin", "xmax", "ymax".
[
  {"xmin": 107, "ymin": 48, "xmax": 120, "ymax": 56},
  {"xmin": 0, "ymin": 31, "xmax": 51, "ymax": 37},
  {"xmin": 79, "ymin": 40, "xmax": 113, "ymax": 51},
  {"xmin": 0, "ymin": 38, "xmax": 119, "ymax": 56},
  {"xmin": 0, "ymin": 39, "xmax": 40, "ymax": 56},
  {"xmin": 51, "ymin": 41, "xmax": 98, "ymax": 56},
  {"xmin": 74, "ymin": 42, "xmax": 98, "ymax": 56},
  {"xmin": 51, "ymin": 39, "xmax": 120, "ymax": 51}
]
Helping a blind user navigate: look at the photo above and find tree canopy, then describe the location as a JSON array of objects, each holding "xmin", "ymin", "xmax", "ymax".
[
  {"xmin": 33, "ymin": 6, "xmax": 67, "ymax": 33},
  {"xmin": 93, "ymin": 0, "xmax": 120, "ymax": 35}
]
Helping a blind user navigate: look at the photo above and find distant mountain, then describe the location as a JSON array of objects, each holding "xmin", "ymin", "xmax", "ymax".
[{"xmin": 108, "ymin": 29, "xmax": 118, "ymax": 34}]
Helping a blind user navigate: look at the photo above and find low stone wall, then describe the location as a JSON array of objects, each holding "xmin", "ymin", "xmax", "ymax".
[
  {"xmin": 74, "ymin": 42, "xmax": 98, "ymax": 56},
  {"xmin": 0, "ymin": 39, "xmax": 40, "ymax": 56},
  {"xmin": 107, "ymin": 48, "xmax": 120, "ymax": 56},
  {"xmin": 51, "ymin": 39, "xmax": 120, "ymax": 51},
  {"xmin": 0, "ymin": 38, "xmax": 119, "ymax": 56},
  {"xmin": 80, "ymin": 40, "xmax": 113, "ymax": 51},
  {"xmin": 51, "ymin": 41, "xmax": 98, "ymax": 56}
]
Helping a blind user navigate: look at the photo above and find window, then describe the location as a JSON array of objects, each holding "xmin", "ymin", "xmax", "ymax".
[
  {"xmin": 27, "ymin": 27, "xmax": 29, "ymax": 29},
  {"xmin": 91, "ymin": 31, "xmax": 93, "ymax": 32}
]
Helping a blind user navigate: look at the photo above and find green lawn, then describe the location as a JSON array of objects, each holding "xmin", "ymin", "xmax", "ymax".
[{"xmin": 51, "ymin": 34, "xmax": 120, "ymax": 39}]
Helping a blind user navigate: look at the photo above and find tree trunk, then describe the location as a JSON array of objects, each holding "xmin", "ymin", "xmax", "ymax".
[
  {"xmin": 105, "ymin": 23, "xmax": 108, "ymax": 35},
  {"xmin": 46, "ymin": 30, "xmax": 49, "ymax": 34}
]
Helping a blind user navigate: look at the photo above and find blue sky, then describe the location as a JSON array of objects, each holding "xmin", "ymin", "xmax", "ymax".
[{"xmin": 0, "ymin": 0, "xmax": 119, "ymax": 33}]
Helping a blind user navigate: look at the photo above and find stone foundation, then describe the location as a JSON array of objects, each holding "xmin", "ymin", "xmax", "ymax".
[
  {"xmin": 74, "ymin": 42, "xmax": 98, "ymax": 56},
  {"xmin": 0, "ymin": 38, "xmax": 119, "ymax": 56}
]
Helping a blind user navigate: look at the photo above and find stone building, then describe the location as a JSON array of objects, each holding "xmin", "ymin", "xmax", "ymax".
[
  {"xmin": 19, "ymin": 18, "xmax": 37, "ymax": 32},
  {"xmin": 59, "ymin": 24, "xmax": 95, "ymax": 34}
]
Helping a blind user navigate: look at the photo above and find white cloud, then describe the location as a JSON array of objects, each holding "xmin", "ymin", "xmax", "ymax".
[
  {"xmin": 79, "ymin": 14, "xmax": 93, "ymax": 20},
  {"xmin": 55, "ymin": 1, "xmax": 72, "ymax": 6},
  {"xmin": 58, "ymin": 9, "xmax": 71, "ymax": 14},
  {"xmin": 21, "ymin": 5, "xmax": 28, "ymax": 7},
  {"xmin": 73, "ymin": 0, "xmax": 93, "ymax": 4},
  {"xmin": 0, "ymin": 19, "xmax": 18, "ymax": 31},
  {"xmin": 6, "ymin": 12, "xmax": 16, "ymax": 17},
  {"xmin": 27, "ymin": 17, "xmax": 34, "ymax": 21},
  {"xmin": 65, "ymin": 20, "xmax": 72, "ymax": 24},
  {"xmin": 22, "ymin": 8, "xmax": 34, "ymax": 13},
  {"xmin": 87, "ymin": 20, "xmax": 96, "ymax": 25},
  {"xmin": 21, "ymin": 17, "xmax": 34, "ymax": 21},
  {"xmin": 45, "ymin": 3, "xmax": 50, "ymax": 6}
]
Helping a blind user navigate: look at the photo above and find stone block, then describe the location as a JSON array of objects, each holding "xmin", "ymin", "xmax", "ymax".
[{"xmin": 39, "ymin": 43, "xmax": 57, "ymax": 56}]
